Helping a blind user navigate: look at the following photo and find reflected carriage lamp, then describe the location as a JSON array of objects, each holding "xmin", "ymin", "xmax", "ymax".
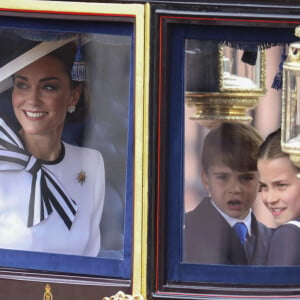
[
  {"xmin": 281, "ymin": 26, "xmax": 300, "ymax": 169},
  {"xmin": 185, "ymin": 40, "xmax": 266, "ymax": 128}
]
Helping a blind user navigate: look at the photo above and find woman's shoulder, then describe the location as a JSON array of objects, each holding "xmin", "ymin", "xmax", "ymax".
[
  {"xmin": 63, "ymin": 142, "xmax": 102, "ymax": 155},
  {"xmin": 62, "ymin": 142, "xmax": 104, "ymax": 165}
]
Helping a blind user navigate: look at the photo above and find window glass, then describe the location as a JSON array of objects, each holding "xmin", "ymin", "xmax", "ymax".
[
  {"xmin": 163, "ymin": 22, "xmax": 300, "ymax": 285},
  {"xmin": 0, "ymin": 18, "xmax": 133, "ymax": 278}
]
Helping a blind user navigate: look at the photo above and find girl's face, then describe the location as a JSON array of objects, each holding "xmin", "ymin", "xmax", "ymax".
[
  {"xmin": 258, "ymin": 156, "xmax": 300, "ymax": 226},
  {"xmin": 12, "ymin": 56, "xmax": 81, "ymax": 139}
]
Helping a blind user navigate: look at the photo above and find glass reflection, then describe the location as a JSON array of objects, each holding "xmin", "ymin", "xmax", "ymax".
[
  {"xmin": 221, "ymin": 46, "xmax": 262, "ymax": 90},
  {"xmin": 183, "ymin": 39, "xmax": 282, "ymax": 265}
]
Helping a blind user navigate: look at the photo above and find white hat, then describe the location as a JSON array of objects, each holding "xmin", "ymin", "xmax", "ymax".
[{"xmin": 0, "ymin": 31, "xmax": 77, "ymax": 93}]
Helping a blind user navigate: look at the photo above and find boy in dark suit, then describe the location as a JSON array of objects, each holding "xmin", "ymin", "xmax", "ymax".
[{"xmin": 183, "ymin": 122, "xmax": 272, "ymax": 265}]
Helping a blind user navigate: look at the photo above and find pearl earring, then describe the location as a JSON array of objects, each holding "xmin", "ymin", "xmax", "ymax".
[{"xmin": 68, "ymin": 105, "xmax": 76, "ymax": 114}]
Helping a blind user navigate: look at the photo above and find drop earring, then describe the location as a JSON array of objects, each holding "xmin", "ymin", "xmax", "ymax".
[
  {"xmin": 68, "ymin": 105, "xmax": 76, "ymax": 114},
  {"xmin": 71, "ymin": 35, "xmax": 86, "ymax": 82}
]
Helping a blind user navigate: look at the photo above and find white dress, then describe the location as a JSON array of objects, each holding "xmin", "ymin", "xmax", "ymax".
[{"xmin": 0, "ymin": 138, "xmax": 105, "ymax": 257}]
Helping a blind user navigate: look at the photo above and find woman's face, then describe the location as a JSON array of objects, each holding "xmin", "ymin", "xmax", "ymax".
[
  {"xmin": 12, "ymin": 56, "xmax": 80, "ymax": 138},
  {"xmin": 258, "ymin": 156, "xmax": 300, "ymax": 226}
]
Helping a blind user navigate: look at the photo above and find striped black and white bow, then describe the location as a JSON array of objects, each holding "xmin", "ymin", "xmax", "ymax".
[{"xmin": 0, "ymin": 118, "xmax": 77, "ymax": 229}]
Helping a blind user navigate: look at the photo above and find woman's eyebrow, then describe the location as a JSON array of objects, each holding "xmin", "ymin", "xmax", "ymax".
[
  {"xmin": 14, "ymin": 75, "xmax": 60, "ymax": 82},
  {"xmin": 14, "ymin": 75, "xmax": 27, "ymax": 81},
  {"xmin": 39, "ymin": 76, "xmax": 60, "ymax": 82}
]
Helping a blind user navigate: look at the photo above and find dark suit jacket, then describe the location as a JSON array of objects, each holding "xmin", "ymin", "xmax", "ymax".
[
  {"xmin": 266, "ymin": 219, "xmax": 300, "ymax": 266},
  {"xmin": 183, "ymin": 197, "xmax": 273, "ymax": 265}
]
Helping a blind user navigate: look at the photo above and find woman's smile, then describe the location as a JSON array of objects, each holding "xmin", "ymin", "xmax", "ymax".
[
  {"xmin": 24, "ymin": 110, "xmax": 48, "ymax": 119},
  {"xmin": 12, "ymin": 56, "xmax": 76, "ymax": 139}
]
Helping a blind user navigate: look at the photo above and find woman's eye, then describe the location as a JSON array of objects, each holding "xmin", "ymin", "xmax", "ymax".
[
  {"xmin": 15, "ymin": 81, "xmax": 28, "ymax": 89},
  {"xmin": 43, "ymin": 84, "xmax": 58, "ymax": 91}
]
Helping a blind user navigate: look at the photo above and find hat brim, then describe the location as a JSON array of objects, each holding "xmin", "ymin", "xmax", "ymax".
[{"xmin": 0, "ymin": 34, "xmax": 77, "ymax": 93}]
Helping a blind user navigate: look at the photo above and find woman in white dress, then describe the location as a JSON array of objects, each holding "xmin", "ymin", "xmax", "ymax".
[{"xmin": 0, "ymin": 42, "xmax": 105, "ymax": 256}]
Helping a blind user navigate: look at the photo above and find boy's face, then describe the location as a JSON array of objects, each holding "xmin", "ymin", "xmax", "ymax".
[{"xmin": 201, "ymin": 162, "xmax": 259, "ymax": 219}]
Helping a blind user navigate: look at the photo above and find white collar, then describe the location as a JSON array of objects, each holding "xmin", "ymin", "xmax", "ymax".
[{"xmin": 210, "ymin": 198, "xmax": 252, "ymax": 236}]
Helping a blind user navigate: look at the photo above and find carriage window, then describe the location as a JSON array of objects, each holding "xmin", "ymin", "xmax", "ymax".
[
  {"xmin": 158, "ymin": 19, "xmax": 300, "ymax": 290},
  {"xmin": 0, "ymin": 18, "xmax": 133, "ymax": 278},
  {"xmin": 183, "ymin": 39, "xmax": 277, "ymax": 265}
]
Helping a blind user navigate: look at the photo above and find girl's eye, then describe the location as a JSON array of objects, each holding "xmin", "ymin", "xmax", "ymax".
[
  {"xmin": 258, "ymin": 183, "xmax": 267, "ymax": 192},
  {"xmin": 277, "ymin": 182, "xmax": 288, "ymax": 189}
]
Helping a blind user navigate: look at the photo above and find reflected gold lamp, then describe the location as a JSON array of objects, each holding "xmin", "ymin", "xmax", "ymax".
[
  {"xmin": 281, "ymin": 26, "xmax": 300, "ymax": 167},
  {"xmin": 185, "ymin": 42, "xmax": 266, "ymax": 128}
]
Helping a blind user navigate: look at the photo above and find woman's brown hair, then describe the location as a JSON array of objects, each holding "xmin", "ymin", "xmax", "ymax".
[{"xmin": 48, "ymin": 42, "xmax": 89, "ymax": 123}]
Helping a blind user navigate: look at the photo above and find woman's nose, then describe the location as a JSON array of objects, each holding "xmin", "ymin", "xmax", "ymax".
[{"xmin": 27, "ymin": 87, "xmax": 41, "ymax": 104}]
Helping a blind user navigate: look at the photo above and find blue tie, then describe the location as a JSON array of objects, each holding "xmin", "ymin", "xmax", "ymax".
[{"xmin": 233, "ymin": 222, "xmax": 248, "ymax": 245}]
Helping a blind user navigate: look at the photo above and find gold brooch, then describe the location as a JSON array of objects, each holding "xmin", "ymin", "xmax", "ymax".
[{"xmin": 76, "ymin": 171, "xmax": 86, "ymax": 185}]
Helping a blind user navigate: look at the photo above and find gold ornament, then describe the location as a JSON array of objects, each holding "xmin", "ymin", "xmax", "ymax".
[
  {"xmin": 43, "ymin": 284, "xmax": 53, "ymax": 300},
  {"xmin": 103, "ymin": 291, "xmax": 144, "ymax": 300},
  {"xmin": 76, "ymin": 171, "xmax": 86, "ymax": 185}
]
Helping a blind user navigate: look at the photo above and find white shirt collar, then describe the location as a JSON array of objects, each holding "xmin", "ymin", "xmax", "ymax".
[{"xmin": 210, "ymin": 198, "xmax": 252, "ymax": 236}]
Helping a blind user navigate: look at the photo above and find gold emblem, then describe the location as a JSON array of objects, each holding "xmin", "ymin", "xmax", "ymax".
[
  {"xmin": 103, "ymin": 291, "xmax": 144, "ymax": 300},
  {"xmin": 76, "ymin": 171, "xmax": 86, "ymax": 185},
  {"xmin": 43, "ymin": 284, "xmax": 53, "ymax": 300}
]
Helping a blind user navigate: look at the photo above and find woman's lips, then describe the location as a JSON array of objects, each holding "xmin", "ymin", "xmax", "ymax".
[{"xmin": 24, "ymin": 110, "xmax": 47, "ymax": 118}]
